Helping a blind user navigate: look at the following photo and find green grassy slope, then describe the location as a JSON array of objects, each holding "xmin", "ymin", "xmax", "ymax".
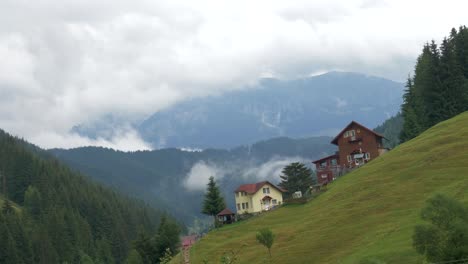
[{"xmin": 186, "ymin": 112, "xmax": 468, "ymax": 264}]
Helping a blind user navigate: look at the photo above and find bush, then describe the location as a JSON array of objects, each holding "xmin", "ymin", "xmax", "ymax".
[{"xmin": 413, "ymin": 194, "xmax": 468, "ymax": 262}]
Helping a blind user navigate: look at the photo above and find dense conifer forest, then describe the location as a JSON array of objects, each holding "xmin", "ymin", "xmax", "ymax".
[
  {"xmin": 0, "ymin": 129, "xmax": 180, "ymax": 263},
  {"xmin": 374, "ymin": 112, "xmax": 403, "ymax": 149},
  {"xmin": 401, "ymin": 26, "xmax": 468, "ymax": 142}
]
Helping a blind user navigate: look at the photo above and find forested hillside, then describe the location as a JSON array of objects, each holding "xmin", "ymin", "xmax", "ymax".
[
  {"xmin": 401, "ymin": 26, "xmax": 468, "ymax": 142},
  {"xmin": 374, "ymin": 113, "xmax": 403, "ymax": 148},
  {"xmin": 50, "ymin": 136, "xmax": 335, "ymax": 226},
  {"xmin": 0, "ymin": 129, "xmax": 172, "ymax": 263}
]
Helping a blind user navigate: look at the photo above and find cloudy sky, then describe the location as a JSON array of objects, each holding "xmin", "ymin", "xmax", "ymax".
[{"xmin": 1, "ymin": 0, "xmax": 467, "ymax": 150}]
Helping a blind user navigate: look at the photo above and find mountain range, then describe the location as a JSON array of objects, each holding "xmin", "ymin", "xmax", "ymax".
[{"xmin": 73, "ymin": 71, "xmax": 404, "ymax": 149}]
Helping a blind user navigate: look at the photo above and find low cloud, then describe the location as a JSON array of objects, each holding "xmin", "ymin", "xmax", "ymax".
[
  {"xmin": 242, "ymin": 156, "xmax": 311, "ymax": 183},
  {"xmin": 184, "ymin": 161, "xmax": 225, "ymax": 191},
  {"xmin": 33, "ymin": 128, "xmax": 152, "ymax": 151}
]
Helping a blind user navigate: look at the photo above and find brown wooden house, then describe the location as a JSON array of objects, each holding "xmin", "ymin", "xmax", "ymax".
[{"xmin": 312, "ymin": 121, "xmax": 387, "ymax": 184}]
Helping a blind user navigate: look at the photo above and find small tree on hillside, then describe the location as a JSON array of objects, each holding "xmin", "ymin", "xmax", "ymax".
[
  {"xmin": 155, "ymin": 215, "xmax": 181, "ymax": 257},
  {"xmin": 202, "ymin": 176, "xmax": 226, "ymax": 226},
  {"xmin": 279, "ymin": 162, "xmax": 313, "ymax": 197},
  {"xmin": 413, "ymin": 194, "xmax": 468, "ymax": 262},
  {"xmin": 256, "ymin": 228, "xmax": 275, "ymax": 259}
]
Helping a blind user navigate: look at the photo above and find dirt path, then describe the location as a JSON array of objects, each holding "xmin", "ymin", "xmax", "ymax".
[{"xmin": 183, "ymin": 245, "xmax": 190, "ymax": 264}]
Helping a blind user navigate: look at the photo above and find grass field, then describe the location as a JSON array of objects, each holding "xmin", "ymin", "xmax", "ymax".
[{"xmin": 178, "ymin": 112, "xmax": 468, "ymax": 264}]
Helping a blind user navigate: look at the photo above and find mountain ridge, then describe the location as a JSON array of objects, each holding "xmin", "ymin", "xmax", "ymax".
[{"xmin": 73, "ymin": 71, "xmax": 404, "ymax": 149}]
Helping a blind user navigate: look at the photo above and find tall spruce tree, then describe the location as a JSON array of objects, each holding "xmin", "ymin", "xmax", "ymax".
[
  {"xmin": 202, "ymin": 176, "xmax": 225, "ymax": 224},
  {"xmin": 279, "ymin": 162, "xmax": 313, "ymax": 196}
]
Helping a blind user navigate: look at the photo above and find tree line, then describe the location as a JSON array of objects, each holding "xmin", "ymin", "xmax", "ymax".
[
  {"xmin": 0, "ymin": 129, "xmax": 181, "ymax": 264},
  {"xmin": 401, "ymin": 26, "xmax": 468, "ymax": 142}
]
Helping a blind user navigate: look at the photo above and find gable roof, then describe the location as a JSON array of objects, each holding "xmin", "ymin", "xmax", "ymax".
[
  {"xmin": 217, "ymin": 208, "xmax": 235, "ymax": 216},
  {"xmin": 234, "ymin": 181, "xmax": 285, "ymax": 194},
  {"xmin": 331, "ymin": 121, "xmax": 385, "ymax": 145}
]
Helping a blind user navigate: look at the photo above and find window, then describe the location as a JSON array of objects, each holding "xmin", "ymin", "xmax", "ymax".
[
  {"xmin": 331, "ymin": 159, "xmax": 337, "ymax": 166},
  {"xmin": 236, "ymin": 192, "xmax": 239, "ymax": 197},
  {"xmin": 321, "ymin": 174, "xmax": 327, "ymax": 179},
  {"xmin": 242, "ymin": 203, "xmax": 245, "ymax": 209},
  {"xmin": 237, "ymin": 203, "xmax": 240, "ymax": 210},
  {"xmin": 263, "ymin": 188, "xmax": 270, "ymax": 194},
  {"xmin": 347, "ymin": 155, "xmax": 352, "ymax": 162},
  {"xmin": 246, "ymin": 202, "xmax": 249, "ymax": 209},
  {"xmin": 344, "ymin": 130, "xmax": 356, "ymax": 138},
  {"xmin": 365, "ymin": 153, "xmax": 371, "ymax": 160},
  {"xmin": 272, "ymin": 199, "xmax": 277, "ymax": 205},
  {"xmin": 320, "ymin": 161, "xmax": 327, "ymax": 168}
]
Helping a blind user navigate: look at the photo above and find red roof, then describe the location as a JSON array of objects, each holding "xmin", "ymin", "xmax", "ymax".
[
  {"xmin": 217, "ymin": 208, "xmax": 235, "ymax": 216},
  {"xmin": 312, "ymin": 154, "xmax": 339, "ymax": 164},
  {"xmin": 331, "ymin": 121, "xmax": 385, "ymax": 145},
  {"xmin": 181, "ymin": 235, "xmax": 197, "ymax": 247},
  {"xmin": 234, "ymin": 181, "xmax": 285, "ymax": 194}
]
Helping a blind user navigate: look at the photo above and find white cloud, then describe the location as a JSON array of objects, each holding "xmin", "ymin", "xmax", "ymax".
[
  {"xmin": 334, "ymin": 97, "xmax": 348, "ymax": 108},
  {"xmin": 242, "ymin": 156, "xmax": 311, "ymax": 183},
  {"xmin": 184, "ymin": 161, "xmax": 225, "ymax": 191},
  {"xmin": 1, "ymin": 0, "xmax": 467, "ymax": 149},
  {"xmin": 33, "ymin": 128, "xmax": 152, "ymax": 151}
]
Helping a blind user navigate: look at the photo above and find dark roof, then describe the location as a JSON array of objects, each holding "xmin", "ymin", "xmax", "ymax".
[
  {"xmin": 217, "ymin": 208, "xmax": 235, "ymax": 216},
  {"xmin": 312, "ymin": 154, "xmax": 339, "ymax": 164},
  {"xmin": 234, "ymin": 181, "xmax": 285, "ymax": 194},
  {"xmin": 331, "ymin": 121, "xmax": 385, "ymax": 145}
]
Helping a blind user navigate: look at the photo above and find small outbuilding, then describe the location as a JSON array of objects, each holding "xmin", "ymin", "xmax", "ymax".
[{"xmin": 217, "ymin": 208, "xmax": 236, "ymax": 225}]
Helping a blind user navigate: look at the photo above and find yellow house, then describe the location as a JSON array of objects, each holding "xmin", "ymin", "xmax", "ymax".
[{"xmin": 234, "ymin": 181, "xmax": 285, "ymax": 214}]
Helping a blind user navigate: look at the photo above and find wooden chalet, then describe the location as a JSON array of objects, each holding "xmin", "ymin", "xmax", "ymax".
[{"xmin": 312, "ymin": 121, "xmax": 387, "ymax": 184}]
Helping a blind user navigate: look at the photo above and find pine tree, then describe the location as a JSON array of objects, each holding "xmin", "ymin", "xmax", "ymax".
[
  {"xmin": 155, "ymin": 215, "xmax": 180, "ymax": 257},
  {"xmin": 279, "ymin": 162, "xmax": 313, "ymax": 196},
  {"xmin": 202, "ymin": 176, "xmax": 226, "ymax": 225},
  {"xmin": 401, "ymin": 26, "xmax": 468, "ymax": 141},
  {"xmin": 400, "ymin": 78, "xmax": 423, "ymax": 142}
]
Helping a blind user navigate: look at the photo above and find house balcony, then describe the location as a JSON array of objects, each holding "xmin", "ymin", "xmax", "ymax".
[
  {"xmin": 348, "ymin": 136, "xmax": 363, "ymax": 143},
  {"xmin": 316, "ymin": 165, "xmax": 342, "ymax": 172}
]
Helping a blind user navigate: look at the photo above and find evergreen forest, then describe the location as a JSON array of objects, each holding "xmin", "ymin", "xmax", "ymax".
[
  {"xmin": 401, "ymin": 26, "xmax": 468, "ymax": 142},
  {"xmin": 0, "ymin": 129, "xmax": 180, "ymax": 263}
]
